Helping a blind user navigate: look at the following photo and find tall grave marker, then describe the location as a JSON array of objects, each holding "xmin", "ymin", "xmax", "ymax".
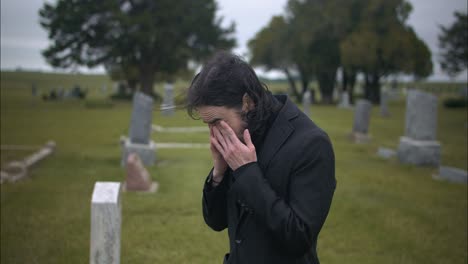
[
  {"xmin": 121, "ymin": 92, "xmax": 156, "ymax": 166},
  {"xmin": 90, "ymin": 182, "xmax": 121, "ymax": 264},
  {"xmin": 161, "ymin": 82, "xmax": 175, "ymax": 116},
  {"xmin": 397, "ymin": 90, "xmax": 440, "ymax": 166},
  {"xmin": 349, "ymin": 99, "xmax": 372, "ymax": 143}
]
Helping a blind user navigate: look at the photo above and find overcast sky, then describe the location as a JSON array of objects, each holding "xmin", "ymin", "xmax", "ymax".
[{"xmin": 1, "ymin": 0, "xmax": 467, "ymax": 81}]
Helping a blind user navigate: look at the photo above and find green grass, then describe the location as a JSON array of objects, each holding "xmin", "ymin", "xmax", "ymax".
[{"xmin": 1, "ymin": 71, "xmax": 467, "ymax": 263}]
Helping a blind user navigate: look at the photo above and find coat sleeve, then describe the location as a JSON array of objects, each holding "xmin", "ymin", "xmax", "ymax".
[
  {"xmin": 202, "ymin": 169, "xmax": 229, "ymax": 231},
  {"xmin": 231, "ymin": 137, "xmax": 336, "ymax": 256}
]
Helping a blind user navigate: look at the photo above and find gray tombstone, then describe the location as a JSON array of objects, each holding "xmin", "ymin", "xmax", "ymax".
[
  {"xmin": 161, "ymin": 82, "xmax": 175, "ymax": 116},
  {"xmin": 397, "ymin": 90, "xmax": 441, "ymax": 166},
  {"xmin": 338, "ymin": 92, "xmax": 351, "ymax": 108},
  {"xmin": 435, "ymin": 166, "xmax": 468, "ymax": 184},
  {"xmin": 129, "ymin": 92, "xmax": 153, "ymax": 144},
  {"xmin": 404, "ymin": 90, "xmax": 437, "ymax": 141},
  {"xmin": 90, "ymin": 182, "xmax": 121, "ymax": 264},
  {"xmin": 302, "ymin": 90, "xmax": 311, "ymax": 118},
  {"xmin": 380, "ymin": 91, "xmax": 390, "ymax": 117},
  {"xmin": 121, "ymin": 92, "xmax": 156, "ymax": 166},
  {"xmin": 377, "ymin": 147, "xmax": 396, "ymax": 159},
  {"xmin": 350, "ymin": 99, "xmax": 372, "ymax": 143}
]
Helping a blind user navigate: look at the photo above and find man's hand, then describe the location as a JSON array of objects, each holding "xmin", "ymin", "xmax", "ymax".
[
  {"xmin": 211, "ymin": 121, "xmax": 257, "ymax": 171},
  {"xmin": 210, "ymin": 127, "xmax": 228, "ymax": 184}
]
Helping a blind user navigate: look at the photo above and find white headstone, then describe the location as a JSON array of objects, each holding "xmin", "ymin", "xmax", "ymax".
[
  {"xmin": 161, "ymin": 82, "xmax": 175, "ymax": 116},
  {"xmin": 90, "ymin": 182, "xmax": 121, "ymax": 264}
]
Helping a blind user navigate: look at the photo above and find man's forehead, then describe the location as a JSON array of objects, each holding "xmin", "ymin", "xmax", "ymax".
[{"xmin": 198, "ymin": 106, "xmax": 230, "ymax": 123}]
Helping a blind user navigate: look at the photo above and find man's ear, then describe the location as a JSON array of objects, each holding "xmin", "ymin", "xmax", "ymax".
[{"xmin": 242, "ymin": 93, "xmax": 255, "ymax": 112}]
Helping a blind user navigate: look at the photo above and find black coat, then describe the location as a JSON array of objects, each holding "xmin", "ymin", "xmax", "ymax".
[{"xmin": 202, "ymin": 95, "xmax": 336, "ymax": 264}]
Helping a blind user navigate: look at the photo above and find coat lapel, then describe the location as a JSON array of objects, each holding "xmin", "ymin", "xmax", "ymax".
[{"xmin": 258, "ymin": 96, "xmax": 298, "ymax": 170}]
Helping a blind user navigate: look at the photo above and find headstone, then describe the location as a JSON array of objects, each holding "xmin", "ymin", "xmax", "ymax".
[
  {"xmin": 434, "ymin": 166, "xmax": 468, "ymax": 184},
  {"xmin": 90, "ymin": 182, "xmax": 121, "ymax": 264},
  {"xmin": 380, "ymin": 91, "xmax": 390, "ymax": 117},
  {"xmin": 338, "ymin": 92, "xmax": 351, "ymax": 108},
  {"xmin": 397, "ymin": 90, "xmax": 441, "ymax": 166},
  {"xmin": 302, "ymin": 90, "xmax": 311, "ymax": 118},
  {"xmin": 349, "ymin": 99, "xmax": 372, "ymax": 143},
  {"xmin": 129, "ymin": 92, "xmax": 153, "ymax": 144},
  {"xmin": 377, "ymin": 147, "xmax": 396, "ymax": 159},
  {"xmin": 121, "ymin": 92, "xmax": 156, "ymax": 166},
  {"xmin": 161, "ymin": 82, "xmax": 175, "ymax": 116},
  {"xmin": 125, "ymin": 153, "xmax": 158, "ymax": 192}
]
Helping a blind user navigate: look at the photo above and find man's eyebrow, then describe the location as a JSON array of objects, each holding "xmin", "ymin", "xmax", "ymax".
[{"xmin": 204, "ymin": 118, "xmax": 221, "ymax": 124}]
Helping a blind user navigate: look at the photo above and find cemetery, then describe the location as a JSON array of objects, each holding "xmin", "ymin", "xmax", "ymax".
[{"xmin": 1, "ymin": 70, "xmax": 466, "ymax": 263}]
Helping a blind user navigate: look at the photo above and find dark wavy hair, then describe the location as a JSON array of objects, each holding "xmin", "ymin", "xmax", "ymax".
[{"xmin": 187, "ymin": 51, "xmax": 279, "ymax": 138}]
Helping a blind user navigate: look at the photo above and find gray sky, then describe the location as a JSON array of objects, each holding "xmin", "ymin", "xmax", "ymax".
[{"xmin": 1, "ymin": 0, "xmax": 467, "ymax": 80}]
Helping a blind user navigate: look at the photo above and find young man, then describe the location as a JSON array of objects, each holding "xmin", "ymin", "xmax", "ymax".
[{"xmin": 187, "ymin": 51, "xmax": 336, "ymax": 264}]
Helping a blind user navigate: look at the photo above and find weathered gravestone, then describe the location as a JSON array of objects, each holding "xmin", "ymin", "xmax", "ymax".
[
  {"xmin": 397, "ymin": 90, "xmax": 441, "ymax": 166},
  {"xmin": 349, "ymin": 99, "xmax": 372, "ymax": 143},
  {"xmin": 380, "ymin": 91, "xmax": 390, "ymax": 117},
  {"xmin": 160, "ymin": 82, "xmax": 175, "ymax": 116},
  {"xmin": 124, "ymin": 153, "xmax": 158, "ymax": 192},
  {"xmin": 302, "ymin": 90, "xmax": 311, "ymax": 118},
  {"xmin": 434, "ymin": 166, "xmax": 468, "ymax": 184},
  {"xmin": 338, "ymin": 92, "xmax": 351, "ymax": 108},
  {"xmin": 121, "ymin": 92, "xmax": 156, "ymax": 166},
  {"xmin": 90, "ymin": 182, "xmax": 121, "ymax": 264}
]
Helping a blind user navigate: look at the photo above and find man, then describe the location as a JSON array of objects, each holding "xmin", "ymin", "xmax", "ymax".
[{"xmin": 187, "ymin": 51, "xmax": 336, "ymax": 264}]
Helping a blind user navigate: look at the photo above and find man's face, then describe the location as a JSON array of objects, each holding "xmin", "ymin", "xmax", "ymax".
[{"xmin": 197, "ymin": 106, "xmax": 248, "ymax": 141}]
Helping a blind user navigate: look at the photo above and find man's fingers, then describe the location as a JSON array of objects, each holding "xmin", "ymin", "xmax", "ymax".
[
  {"xmin": 243, "ymin": 129, "xmax": 255, "ymax": 150},
  {"xmin": 212, "ymin": 126, "xmax": 228, "ymax": 149},
  {"xmin": 219, "ymin": 121, "xmax": 239, "ymax": 144},
  {"xmin": 210, "ymin": 135, "xmax": 225, "ymax": 155}
]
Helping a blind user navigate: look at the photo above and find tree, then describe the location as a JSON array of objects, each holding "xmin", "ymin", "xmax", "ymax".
[
  {"xmin": 340, "ymin": 0, "xmax": 432, "ymax": 103},
  {"xmin": 285, "ymin": 0, "xmax": 354, "ymax": 103},
  {"xmin": 438, "ymin": 11, "xmax": 468, "ymax": 77},
  {"xmin": 39, "ymin": 0, "xmax": 236, "ymax": 95},
  {"xmin": 248, "ymin": 16, "xmax": 301, "ymax": 100}
]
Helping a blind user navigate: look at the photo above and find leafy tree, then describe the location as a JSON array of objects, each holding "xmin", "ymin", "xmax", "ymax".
[
  {"xmin": 248, "ymin": 16, "xmax": 301, "ymax": 100},
  {"xmin": 340, "ymin": 0, "xmax": 432, "ymax": 103},
  {"xmin": 285, "ymin": 0, "xmax": 355, "ymax": 103},
  {"xmin": 438, "ymin": 11, "xmax": 468, "ymax": 77},
  {"xmin": 39, "ymin": 0, "xmax": 235, "ymax": 95}
]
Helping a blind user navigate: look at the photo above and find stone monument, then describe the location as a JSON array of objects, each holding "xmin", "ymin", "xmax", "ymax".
[
  {"xmin": 90, "ymin": 182, "xmax": 121, "ymax": 264},
  {"xmin": 380, "ymin": 91, "xmax": 390, "ymax": 117},
  {"xmin": 124, "ymin": 153, "xmax": 158, "ymax": 192},
  {"xmin": 121, "ymin": 92, "xmax": 156, "ymax": 166},
  {"xmin": 349, "ymin": 99, "xmax": 372, "ymax": 143},
  {"xmin": 161, "ymin": 82, "xmax": 175, "ymax": 116},
  {"xmin": 397, "ymin": 90, "xmax": 440, "ymax": 166},
  {"xmin": 338, "ymin": 92, "xmax": 351, "ymax": 108}
]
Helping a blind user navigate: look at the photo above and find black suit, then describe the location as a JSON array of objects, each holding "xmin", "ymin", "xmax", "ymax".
[{"xmin": 202, "ymin": 95, "xmax": 336, "ymax": 264}]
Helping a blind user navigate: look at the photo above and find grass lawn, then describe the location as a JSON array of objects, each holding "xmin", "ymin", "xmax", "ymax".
[{"xmin": 1, "ymin": 71, "xmax": 467, "ymax": 263}]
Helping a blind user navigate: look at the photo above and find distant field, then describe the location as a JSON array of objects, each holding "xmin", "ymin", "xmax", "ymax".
[{"xmin": 1, "ymin": 71, "xmax": 467, "ymax": 263}]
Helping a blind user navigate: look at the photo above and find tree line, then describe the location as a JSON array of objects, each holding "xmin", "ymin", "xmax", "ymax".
[
  {"xmin": 39, "ymin": 0, "xmax": 466, "ymax": 104},
  {"xmin": 248, "ymin": 0, "xmax": 434, "ymax": 104}
]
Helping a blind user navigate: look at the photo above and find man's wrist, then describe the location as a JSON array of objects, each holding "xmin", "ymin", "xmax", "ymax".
[{"xmin": 211, "ymin": 173, "xmax": 223, "ymax": 187}]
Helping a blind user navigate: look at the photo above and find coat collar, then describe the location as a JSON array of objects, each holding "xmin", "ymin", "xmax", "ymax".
[{"xmin": 258, "ymin": 95, "xmax": 299, "ymax": 169}]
